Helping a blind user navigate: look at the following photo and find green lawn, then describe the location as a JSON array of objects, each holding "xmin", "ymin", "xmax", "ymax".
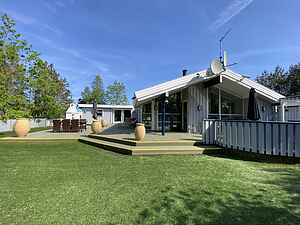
[
  {"xmin": 0, "ymin": 141, "xmax": 299, "ymax": 225},
  {"xmin": 0, "ymin": 127, "xmax": 51, "ymax": 138}
]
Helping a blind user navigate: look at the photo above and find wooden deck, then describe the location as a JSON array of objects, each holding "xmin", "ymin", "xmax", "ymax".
[{"xmin": 79, "ymin": 132, "xmax": 222, "ymax": 156}]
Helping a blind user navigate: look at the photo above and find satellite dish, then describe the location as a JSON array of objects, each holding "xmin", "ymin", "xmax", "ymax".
[{"xmin": 210, "ymin": 59, "xmax": 225, "ymax": 75}]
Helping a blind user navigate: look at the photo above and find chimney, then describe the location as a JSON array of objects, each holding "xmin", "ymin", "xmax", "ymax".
[{"xmin": 182, "ymin": 69, "xmax": 188, "ymax": 76}]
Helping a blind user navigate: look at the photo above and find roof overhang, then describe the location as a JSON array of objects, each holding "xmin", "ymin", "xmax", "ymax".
[{"xmin": 133, "ymin": 69, "xmax": 285, "ymax": 106}]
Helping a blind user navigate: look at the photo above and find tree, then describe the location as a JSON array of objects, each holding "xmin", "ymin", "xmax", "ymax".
[
  {"xmin": 28, "ymin": 60, "xmax": 72, "ymax": 118},
  {"xmin": 0, "ymin": 13, "xmax": 72, "ymax": 119},
  {"xmin": 256, "ymin": 66, "xmax": 288, "ymax": 96},
  {"xmin": 256, "ymin": 64, "xmax": 300, "ymax": 97},
  {"xmin": 91, "ymin": 74, "xmax": 105, "ymax": 104},
  {"xmin": 0, "ymin": 14, "xmax": 32, "ymax": 119},
  {"xmin": 81, "ymin": 74, "xmax": 105, "ymax": 104},
  {"xmin": 104, "ymin": 81, "xmax": 129, "ymax": 105},
  {"xmin": 287, "ymin": 63, "xmax": 300, "ymax": 96},
  {"xmin": 81, "ymin": 86, "xmax": 93, "ymax": 103}
]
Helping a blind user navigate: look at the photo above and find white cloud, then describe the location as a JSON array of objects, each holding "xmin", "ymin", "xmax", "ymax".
[
  {"xmin": 1, "ymin": 8, "xmax": 63, "ymax": 37},
  {"xmin": 43, "ymin": 2, "xmax": 58, "ymax": 14},
  {"xmin": 210, "ymin": 0, "xmax": 254, "ymax": 31},
  {"xmin": 29, "ymin": 34, "xmax": 110, "ymax": 73},
  {"xmin": 233, "ymin": 46, "xmax": 300, "ymax": 60},
  {"xmin": 42, "ymin": 24, "xmax": 63, "ymax": 36},
  {"xmin": 42, "ymin": 0, "xmax": 76, "ymax": 14},
  {"xmin": 1, "ymin": 9, "xmax": 36, "ymax": 25}
]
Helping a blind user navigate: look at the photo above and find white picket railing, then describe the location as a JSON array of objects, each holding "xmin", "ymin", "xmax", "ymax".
[{"xmin": 203, "ymin": 119, "xmax": 300, "ymax": 158}]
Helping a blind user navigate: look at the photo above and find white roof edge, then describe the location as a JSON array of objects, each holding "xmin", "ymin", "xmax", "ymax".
[
  {"xmin": 225, "ymin": 69, "xmax": 285, "ymax": 101},
  {"xmin": 134, "ymin": 70, "xmax": 207, "ymax": 101},
  {"xmin": 134, "ymin": 69, "xmax": 285, "ymax": 104},
  {"xmin": 78, "ymin": 104, "xmax": 133, "ymax": 109}
]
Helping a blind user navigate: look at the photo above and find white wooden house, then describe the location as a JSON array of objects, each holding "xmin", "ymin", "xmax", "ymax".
[
  {"xmin": 133, "ymin": 69, "xmax": 285, "ymax": 133},
  {"xmin": 78, "ymin": 104, "xmax": 133, "ymax": 125}
]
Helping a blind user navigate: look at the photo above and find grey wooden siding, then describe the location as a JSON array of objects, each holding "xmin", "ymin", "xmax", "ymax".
[
  {"xmin": 81, "ymin": 109, "xmax": 93, "ymax": 124},
  {"xmin": 102, "ymin": 108, "xmax": 114, "ymax": 124},
  {"xmin": 257, "ymin": 97, "xmax": 274, "ymax": 121},
  {"xmin": 187, "ymin": 84, "xmax": 207, "ymax": 133}
]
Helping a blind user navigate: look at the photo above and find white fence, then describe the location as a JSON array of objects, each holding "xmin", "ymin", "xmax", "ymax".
[
  {"xmin": 0, "ymin": 118, "xmax": 51, "ymax": 132},
  {"xmin": 203, "ymin": 119, "xmax": 300, "ymax": 158}
]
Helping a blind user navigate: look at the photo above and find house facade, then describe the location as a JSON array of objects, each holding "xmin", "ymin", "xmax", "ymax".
[
  {"xmin": 133, "ymin": 69, "xmax": 285, "ymax": 133},
  {"xmin": 77, "ymin": 104, "xmax": 133, "ymax": 125}
]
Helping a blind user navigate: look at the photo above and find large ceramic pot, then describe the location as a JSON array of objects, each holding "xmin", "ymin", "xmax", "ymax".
[
  {"xmin": 135, "ymin": 123, "xmax": 145, "ymax": 141},
  {"xmin": 14, "ymin": 118, "xmax": 30, "ymax": 137},
  {"xmin": 91, "ymin": 120, "xmax": 102, "ymax": 134},
  {"xmin": 101, "ymin": 119, "xmax": 108, "ymax": 128}
]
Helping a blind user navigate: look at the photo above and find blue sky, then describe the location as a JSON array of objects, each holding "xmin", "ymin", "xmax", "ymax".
[{"xmin": 1, "ymin": 0, "xmax": 300, "ymax": 101}]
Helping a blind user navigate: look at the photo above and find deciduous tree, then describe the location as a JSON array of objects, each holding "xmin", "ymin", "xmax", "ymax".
[{"xmin": 104, "ymin": 81, "xmax": 129, "ymax": 105}]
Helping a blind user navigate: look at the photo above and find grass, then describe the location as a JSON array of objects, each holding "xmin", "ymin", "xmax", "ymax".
[
  {"xmin": 0, "ymin": 141, "xmax": 299, "ymax": 225},
  {"xmin": 0, "ymin": 127, "xmax": 51, "ymax": 138}
]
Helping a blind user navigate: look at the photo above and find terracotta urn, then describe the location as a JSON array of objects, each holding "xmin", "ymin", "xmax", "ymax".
[
  {"xmin": 101, "ymin": 119, "xmax": 108, "ymax": 128},
  {"xmin": 135, "ymin": 123, "xmax": 145, "ymax": 141},
  {"xmin": 14, "ymin": 118, "xmax": 30, "ymax": 137},
  {"xmin": 91, "ymin": 120, "xmax": 102, "ymax": 134}
]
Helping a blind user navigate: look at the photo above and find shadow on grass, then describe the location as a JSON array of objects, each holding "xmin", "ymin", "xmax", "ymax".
[
  {"xmin": 136, "ymin": 173, "xmax": 300, "ymax": 225},
  {"xmin": 0, "ymin": 131, "xmax": 15, "ymax": 138},
  {"xmin": 260, "ymin": 167, "xmax": 300, "ymax": 213},
  {"xmin": 204, "ymin": 150, "xmax": 300, "ymax": 164}
]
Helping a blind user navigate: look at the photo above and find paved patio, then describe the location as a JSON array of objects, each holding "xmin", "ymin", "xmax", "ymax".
[
  {"xmin": 1, "ymin": 128, "xmax": 91, "ymax": 140},
  {"xmin": 99, "ymin": 125, "xmax": 202, "ymax": 142},
  {"xmin": 0, "ymin": 125, "xmax": 202, "ymax": 142},
  {"xmin": 99, "ymin": 132, "xmax": 202, "ymax": 142}
]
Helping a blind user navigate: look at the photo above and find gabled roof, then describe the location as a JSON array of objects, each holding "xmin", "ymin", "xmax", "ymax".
[
  {"xmin": 66, "ymin": 103, "xmax": 82, "ymax": 114},
  {"xmin": 134, "ymin": 70, "xmax": 208, "ymax": 103},
  {"xmin": 133, "ymin": 69, "xmax": 285, "ymax": 105},
  {"xmin": 222, "ymin": 69, "xmax": 285, "ymax": 101}
]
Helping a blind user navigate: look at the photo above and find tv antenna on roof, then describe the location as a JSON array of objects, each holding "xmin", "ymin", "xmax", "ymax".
[
  {"xmin": 219, "ymin": 28, "xmax": 232, "ymax": 64},
  {"xmin": 209, "ymin": 29, "xmax": 238, "ymax": 75}
]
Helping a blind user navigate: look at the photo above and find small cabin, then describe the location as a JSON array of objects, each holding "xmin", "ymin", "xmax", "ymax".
[{"xmin": 77, "ymin": 104, "xmax": 134, "ymax": 125}]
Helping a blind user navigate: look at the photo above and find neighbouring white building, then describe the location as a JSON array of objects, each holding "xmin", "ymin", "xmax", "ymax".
[
  {"xmin": 133, "ymin": 69, "xmax": 285, "ymax": 133},
  {"xmin": 280, "ymin": 96, "xmax": 300, "ymax": 122},
  {"xmin": 65, "ymin": 103, "xmax": 83, "ymax": 120},
  {"xmin": 77, "ymin": 104, "xmax": 133, "ymax": 125}
]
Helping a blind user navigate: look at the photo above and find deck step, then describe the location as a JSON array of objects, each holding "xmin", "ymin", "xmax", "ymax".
[
  {"xmin": 88, "ymin": 134, "xmax": 202, "ymax": 147},
  {"xmin": 79, "ymin": 137, "xmax": 133, "ymax": 155},
  {"xmin": 79, "ymin": 137, "xmax": 222, "ymax": 156}
]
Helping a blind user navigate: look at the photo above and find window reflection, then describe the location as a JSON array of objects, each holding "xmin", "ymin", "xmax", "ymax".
[{"xmin": 208, "ymin": 87, "xmax": 243, "ymax": 120}]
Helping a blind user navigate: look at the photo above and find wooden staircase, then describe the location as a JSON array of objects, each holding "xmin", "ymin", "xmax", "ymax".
[{"xmin": 79, "ymin": 134, "xmax": 222, "ymax": 156}]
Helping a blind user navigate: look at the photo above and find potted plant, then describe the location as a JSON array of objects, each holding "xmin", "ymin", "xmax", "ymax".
[{"xmin": 135, "ymin": 123, "xmax": 145, "ymax": 141}]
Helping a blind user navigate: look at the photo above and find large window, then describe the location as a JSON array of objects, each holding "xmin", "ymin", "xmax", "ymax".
[
  {"xmin": 208, "ymin": 87, "xmax": 243, "ymax": 120},
  {"xmin": 142, "ymin": 103, "xmax": 152, "ymax": 129},
  {"xmin": 221, "ymin": 91, "xmax": 243, "ymax": 116},
  {"xmin": 96, "ymin": 109, "xmax": 103, "ymax": 117},
  {"xmin": 158, "ymin": 93, "xmax": 182, "ymax": 131},
  {"xmin": 114, "ymin": 110, "xmax": 122, "ymax": 122},
  {"xmin": 209, "ymin": 88, "xmax": 219, "ymax": 115}
]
